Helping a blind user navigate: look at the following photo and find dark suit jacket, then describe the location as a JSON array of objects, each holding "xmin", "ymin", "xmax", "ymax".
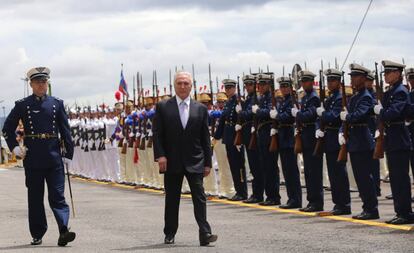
[{"xmin": 153, "ymin": 96, "xmax": 212, "ymax": 174}]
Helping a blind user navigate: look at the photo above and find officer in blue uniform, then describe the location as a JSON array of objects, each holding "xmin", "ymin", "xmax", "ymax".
[
  {"xmin": 214, "ymin": 79, "xmax": 248, "ymax": 201},
  {"xmin": 2, "ymin": 67, "xmax": 76, "ymax": 246},
  {"xmin": 236, "ymin": 74, "xmax": 264, "ymax": 204},
  {"xmin": 251, "ymin": 73, "xmax": 281, "ymax": 206},
  {"xmin": 365, "ymin": 72, "xmax": 381, "ymax": 197},
  {"xmin": 271, "ymin": 77, "xmax": 302, "ymax": 209},
  {"xmin": 374, "ymin": 60, "xmax": 414, "ymax": 224},
  {"xmin": 316, "ymin": 69, "xmax": 351, "ymax": 215},
  {"xmin": 291, "ymin": 70, "xmax": 323, "ymax": 212},
  {"xmin": 339, "ymin": 63, "xmax": 379, "ymax": 220},
  {"xmin": 405, "ymin": 67, "xmax": 414, "ymax": 203}
]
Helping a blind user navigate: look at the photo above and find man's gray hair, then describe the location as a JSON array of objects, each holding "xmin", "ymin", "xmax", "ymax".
[{"xmin": 174, "ymin": 71, "xmax": 193, "ymax": 84}]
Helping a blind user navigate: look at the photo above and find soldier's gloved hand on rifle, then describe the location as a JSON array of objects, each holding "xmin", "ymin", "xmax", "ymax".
[
  {"xmin": 340, "ymin": 110, "xmax": 348, "ymax": 121},
  {"xmin": 316, "ymin": 106, "xmax": 325, "ymax": 117},
  {"xmin": 338, "ymin": 132, "xmax": 346, "ymax": 145},
  {"xmin": 235, "ymin": 104, "xmax": 242, "ymax": 114},
  {"xmin": 13, "ymin": 146, "xmax": 26, "ymax": 160},
  {"xmin": 148, "ymin": 130, "xmax": 153, "ymax": 137},
  {"xmin": 252, "ymin": 105, "xmax": 259, "ymax": 114},
  {"xmin": 374, "ymin": 130, "xmax": 380, "ymax": 139},
  {"xmin": 374, "ymin": 102, "xmax": 383, "ymax": 115},
  {"xmin": 291, "ymin": 107, "xmax": 299, "ymax": 117},
  {"xmin": 405, "ymin": 121, "xmax": 412, "ymax": 127},
  {"xmin": 62, "ymin": 158, "xmax": 72, "ymax": 166},
  {"xmin": 315, "ymin": 129, "xmax": 324, "ymax": 139},
  {"xmin": 235, "ymin": 124, "xmax": 242, "ymax": 132},
  {"xmin": 250, "ymin": 126, "xmax": 255, "ymax": 133},
  {"xmin": 235, "ymin": 145, "xmax": 242, "ymax": 152},
  {"xmin": 270, "ymin": 128, "xmax": 278, "ymax": 136},
  {"xmin": 270, "ymin": 108, "xmax": 278, "ymax": 119},
  {"xmin": 294, "ymin": 128, "xmax": 298, "ymax": 136}
]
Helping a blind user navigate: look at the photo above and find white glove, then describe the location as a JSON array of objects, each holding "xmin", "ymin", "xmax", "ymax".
[
  {"xmin": 13, "ymin": 146, "xmax": 26, "ymax": 159},
  {"xmin": 251, "ymin": 126, "xmax": 256, "ymax": 133},
  {"xmin": 374, "ymin": 103, "xmax": 383, "ymax": 115},
  {"xmin": 104, "ymin": 138, "xmax": 110, "ymax": 144},
  {"xmin": 236, "ymin": 145, "xmax": 242, "ymax": 152},
  {"xmin": 315, "ymin": 129, "xmax": 325, "ymax": 138},
  {"xmin": 316, "ymin": 106, "xmax": 325, "ymax": 117},
  {"xmin": 136, "ymin": 132, "xmax": 141, "ymax": 138},
  {"xmin": 374, "ymin": 130, "xmax": 380, "ymax": 139},
  {"xmin": 62, "ymin": 158, "xmax": 72, "ymax": 166},
  {"xmin": 235, "ymin": 104, "xmax": 242, "ymax": 114},
  {"xmin": 294, "ymin": 128, "xmax": 298, "ymax": 136},
  {"xmin": 129, "ymin": 132, "xmax": 134, "ymax": 138},
  {"xmin": 291, "ymin": 107, "xmax": 299, "ymax": 117},
  {"xmin": 338, "ymin": 133, "xmax": 346, "ymax": 145},
  {"xmin": 270, "ymin": 128, "xmax": 278, "ymax": 136},
  {"xmin": 235, "ymin": 124, "xmax": 242, "ymax": 132},
  {"xmin": 340, "ymin": 110, "xmax": 348, "ymax": 121},
  {"xmin": 270, "ymin": 108, "xmax": 278, "ymax": 119},
  {"xmin": 405, "ymin": 121, "xmax": 412, "ymax": 127},
  {"xmin": 252, "ymin": 105, "xmax": 259, "ymax": 114},
  {"xmin": 148, "ymin": 130, "xmax": 153, "ymax": 137}
]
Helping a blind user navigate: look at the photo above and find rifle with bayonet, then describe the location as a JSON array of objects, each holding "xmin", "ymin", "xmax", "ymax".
[
  {"xmin": 248, "ymin": 76, "xmax": 258, "ymax": 150},
  {"xmin": 234, "ymin": 76, "xmax": 243, "ymax": 146},
  {"xmin": 292, "ymin": 74, "xmax": 303, "ymax": 154},
  {"xmin": 147, "ymin": 70, "xmax": 158, "ymax": 148},
  {"xmin": 269, "ymin": 73, "xmax": 279, "ymax": 152},
  {"xmin": 192, "ymin": 64, "xmax": 198, "ymax": 100},
  {"xmin": 313, "ymin": 61, "xmax": 326, "ymax": 156},
  {"xmin": 337, "ymin": 72, "xmax": 348, "ymax": 161},
  {"xmin": 373, "ymin": 62, "xmax": 384, "ymax": 159},
  {"xmin": 208, "ymin": 64, "xmax": 216, "ymax": 139}
]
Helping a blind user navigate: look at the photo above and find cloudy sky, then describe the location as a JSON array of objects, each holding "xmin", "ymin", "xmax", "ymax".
[{"xmin": 0, "ymin": 0, "xmax": 412, "ymax": 113}]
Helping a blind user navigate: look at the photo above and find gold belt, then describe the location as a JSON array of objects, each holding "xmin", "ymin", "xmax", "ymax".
[{"xmin": 25, "ymin": 133, "xmax": 58, "ymax": 139}]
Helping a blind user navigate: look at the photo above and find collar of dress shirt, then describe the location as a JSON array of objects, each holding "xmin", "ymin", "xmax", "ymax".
[{"xmin": 176, "ymin": 95, "xmax": 191, "ymax": 108}]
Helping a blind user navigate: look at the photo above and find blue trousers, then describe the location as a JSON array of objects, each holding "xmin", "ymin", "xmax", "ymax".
[
  {"xmin": 24, "ymin": 165, "xmax": 70, "ymax": 239},
  {"xmin": 325, "ymin": 151, "xmax": 351, "ymax": 210},
  {"xmin": 279, "ymin": 148, "xmax": 302, "ymax": 206},
  {"xmin": 246, "ymin": 148, "xmax": 264, "ymax": 201},
  {"xmin": 302, "ymin": 149, "xmax": 324, "ymax": 208}
]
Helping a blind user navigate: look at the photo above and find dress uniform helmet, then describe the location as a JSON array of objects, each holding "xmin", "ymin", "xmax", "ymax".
[
  {"xmin": 243, "ymin": 74, "xmax": 256, "ymax": 84},
  {"xmin": 324, "ymin": 68, "xmax": 342, "ymax": 81},
  {"xmin": 349, "ymin": 63, "xmax": 370, "ymax": 76},
  {"xmin": 382, "ymin": 60, "xmax": 406, "ymax": 73},
  {"xmin": 144, "ymin": 97, "xmax": 154, "ymax": 105},
  {"xmin": 257, "ymin": 73, "xmax": 273, "ymax": 85},
  {"xmin": 27, "ymin": 67, "xmax": 50, "ymax": 81},
  {"xmin": 222, "ymin": 79, "xmax": 237, "ymax": 88},
  {"xmin": 367, "ymin": 71, "xmax": 375, "ymax": 81},
  {"xmin": 216, "ymin": 92, "xmax": 228, "ymax": 102},
  {"xmin": 198, "ymin": 93, "xmax": 211, "ymax": 103},
  {"xmin": 298, "ymin": 70, "xmax": 316, "ymax": 82},
  {"xmin": 406, "ymin": 67, "xmax": 414, "ymax": 80},
  {"xmin": 277, "ymin": 76, "xmax": 292, "ymax": 87}
]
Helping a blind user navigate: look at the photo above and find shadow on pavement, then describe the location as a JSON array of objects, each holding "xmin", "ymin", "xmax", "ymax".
[{"xmin": 114, "ymin": 243, "xmax": 202, "ymax": 251}]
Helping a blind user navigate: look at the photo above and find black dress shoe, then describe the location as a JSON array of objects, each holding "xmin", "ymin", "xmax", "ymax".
[
  {"xmin": 30, "ymin": 238, "xmax": 42, "ymax": 245},
  {"xmin": 229, "ymin": 195, "xmax": 247, "ymax": 201},
  {"xmin": 279, "ymin": 203, "xmax": 301, "ymax": 209},
  {"xmin": 300, "ymin": 206, "xmax": 323, "ymax": 212},
  {"xmin": 352, "ymin": 211, "xmax": 379, "ymax": 220},
  {"xmin": 330, "ymin": 209, "xmax": 352, "ymax": 216},
  {"xmin": 243, "ymin": 196, "xmax": 263, "ymax": 204},
  {"xmin": 259, "ymin": 199, "xmax": 281, "ymax": 206},
  {"xmin": 164, "ymin": 235, "xmax": 175, "ymax": 244},
  {"xmin": 58, "ymin": 230, "xmax": 76, "ymax": 247},
  {"xmin": 385, "ymin": 216, "xmax": 414, "ymax": 225},
  {"xmin": 199, "ymin": 233, "xmax": 218, "ymax": 246}
]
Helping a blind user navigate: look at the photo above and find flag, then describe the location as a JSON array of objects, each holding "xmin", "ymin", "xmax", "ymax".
[{"xmin": 119, "ymin": 69, "xmax": 129, "ymax": 96}]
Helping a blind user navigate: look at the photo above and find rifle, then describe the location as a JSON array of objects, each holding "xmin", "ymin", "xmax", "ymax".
[
  {"xmin": 208, "ymin": 64, "xmax": 216, "ymax": 138},
  {"xmin": 133, "ymin": 74, "xmax": 136, "ymax": 108},
  {"xmin": 248, "ymin": 77, "xmax": 258, "ymax": 150},
  {"xmin": 147, "ymin": 70, "xmax": 158, "ymax": 148},
  {"xmin": 139, "ymin": 87, "xmax": 147, "ymax": 150},
  {"xmin": 373, "ymin": 62, "xmax": 384, "ymax": 159},
  {"xmin": 292, "ymin": 74, "xmax": 303, "ymax": 154},
  {"xmin": 234, "ymin": 75, "xmax": 243, "ymax": 146},
  {"xmin": 169, "ymin": 69, "xmax": 173, "ymax": 96},
  {"xmin": 269, "ymin": 73, "xmax": 279, "ymax": 152},
  {"xmin": 313, "ymin": 60, "xmax": 325, "ymax": 156},
  {"xmin": 192, "ymin": 64, "xmax": 198, "ymax": 100},
  {"xmin": 337, "ymin": 72, "xmax": 348, "ymax": 161}
]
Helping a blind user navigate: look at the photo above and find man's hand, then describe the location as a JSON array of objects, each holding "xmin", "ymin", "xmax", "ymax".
[
  {"xmin": 204, "ymin": 167, "xmax": 211, "ymax": 177},
  {"xmin": 158, "ymin": 156, "xmax": 167, "ymax": 174}
]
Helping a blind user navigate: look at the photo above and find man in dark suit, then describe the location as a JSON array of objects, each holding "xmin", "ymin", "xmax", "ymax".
[
  {"xmin": 2, "ymin": 67, "xmax": 76, "ymax": 246},
  {"xmin": 153, "ymin": 71, "xmax": 218, "ymax": 246}
]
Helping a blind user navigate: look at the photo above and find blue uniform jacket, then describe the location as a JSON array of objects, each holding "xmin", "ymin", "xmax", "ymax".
[
  {"xmin": 297, "ymin": 90, "xmax": 320, "ymax": 150},
  {"xmin": 255, "ymin": 91, "xmax": 273, "ymax": 141},
  {"xmin": 367, "ymin": 89, "xmax": 377, "ymax": 136},
  {"xmin": 344, "ymin": 88, "xmax": 374, "ymax": 152},
  {"xmin": 238, "ymin": 94, "xmax": 255, "ymax": 146},
  {"xmin": 405, "ymin": 91, "xmax": 414, "ymax": 147},
  {"xmin": 214, "ymin": 94, "xmax": 238, "ymax": 145},
  {"xmin": 276, "ymin": 94, "xmax": 295, "ymax": 150},
  {"xmin": 379, "ymin": 82, "xmax": 411, "ymax": 152},
  {"xmin": 2, "ymin": 95, "xmax": 74, "ymax": 168},
  {"xmin": 320, "ymin": 90, "xmax": 342, "ymax": 151}
]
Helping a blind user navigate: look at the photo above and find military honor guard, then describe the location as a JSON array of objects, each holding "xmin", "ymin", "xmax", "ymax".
[
  {"xmin": 270, "ymin": 77, "xmax": 302, "ymax": 209},
  {"xmin": 406, "ymin": 67, "xmax": 414, "ymax": 199},
  {"xmin": 374, "ymin": 60, "xmax": 414, "ymax": 224},
  {"xmin": 291, "ymin": 70, "xmax": 324, "ymax": 212},
  {"xmin": 2, "ymin": 67, "xmax": 76, "ymax": 246},
  {"xmin": 316, "ymin": 69, "xmax": 351, "ymax": 215},
  {"xmin": 214, "ymin": 79, "xmax": 248, "ymax": 201},
  {"xmin": 340, "ymin": 63, "xmax": 379, "ymax": 220},
  {"xmin": 251, "ymin": 74, "xmax": 281, "ymax": 205}
]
